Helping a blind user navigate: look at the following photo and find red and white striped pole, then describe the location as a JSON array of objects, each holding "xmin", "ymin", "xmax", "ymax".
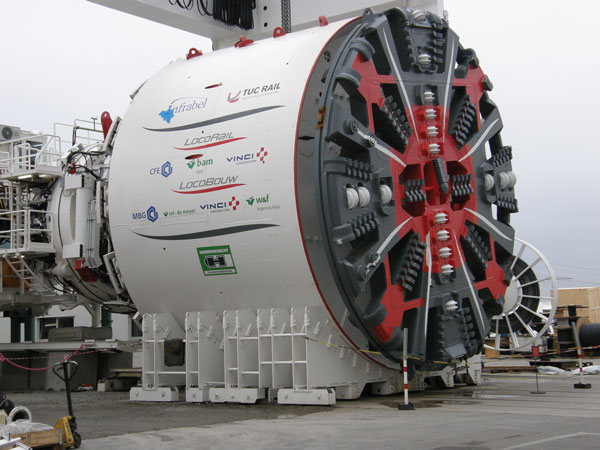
[
  {"xmin": 572, "ymin": 321, "xmax": 591, "ymax": 389},
  {"xmin": 398, "ymin": 328, "xmax": 415, "ymax": 410},
  {"xmin": 530, "ymin": 342, "xmax": 545, "ymax": 394}
]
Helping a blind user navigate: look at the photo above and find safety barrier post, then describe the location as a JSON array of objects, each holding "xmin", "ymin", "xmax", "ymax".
[
  {"xmin": 398, "ymin": 328, "xmax": 415, "ymax": 410},
  {"xmin": 572, "ymin": 322, "xmax": 591, "ymax": 389},
  {"xmin": 530, "ymin": 340, "xmax": 545, "ymax": 394}
]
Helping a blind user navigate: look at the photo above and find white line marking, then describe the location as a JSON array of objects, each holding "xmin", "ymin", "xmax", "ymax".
[
  {"xmin": 442, "ymin": 38, "xmax": 456, "ymax": 133},
  {"xmin": 458, "ymin": 118, "xmax": 500, "ymax": 162},
  {"xmin": 423, "ymin": 233, "xmax": 432, "ymax": 341},
  {"xmin": 363, "ymin": 218, "xmax": 413, "ymax": 275},
  {"xmin": 502, "ymin": 433, "xmax": 600, "ymax": 450},
  {"xmin": 465, "ymin": 208, "xmax": 511, "ymax": 242},
  {"xmin": 381, "ymin": 29, "xmax": 418, "ymax": 142},
  {"xmin": 357, "ymin": 129, "xmax": 406, "ymax": 166},
  {"xmin": 376, "ymin": 218, "xmax": 412, "ymax": 256},
  {"xmin": 454, "ymin": 234, "xmax": 485, "ymax": 330}
]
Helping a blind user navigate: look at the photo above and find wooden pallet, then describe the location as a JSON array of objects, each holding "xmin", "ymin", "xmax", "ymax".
[
  {"xmin": 529, "ymin": 359, "xmax": 580, "ymax": 370},
  {"xmin": 12, "ymin": 428, "xmax": 60, "ymax": 449}
]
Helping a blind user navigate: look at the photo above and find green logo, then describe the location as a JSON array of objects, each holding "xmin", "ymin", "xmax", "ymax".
[
  {"xmin": 187, "ymin": 158, "xmax": 214, "ymax": 170},
  {"xmin": 163, "ymin": 208, "xmax": 197, "ymax": 218},
  {"xmin": 197, "ymin": 245, "xmax": 237, "ymax": 276},
  {"xmin": 246, "ymin": 194, "xmax": 269, "ymax": 206}
]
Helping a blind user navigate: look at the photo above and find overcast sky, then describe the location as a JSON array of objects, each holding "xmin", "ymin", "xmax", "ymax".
[{"xmin": 0, "ymin": 0, "xmax": 598, "ymax": 290}]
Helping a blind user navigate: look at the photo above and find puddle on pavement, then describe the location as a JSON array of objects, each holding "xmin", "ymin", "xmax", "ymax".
[
  {"xmin": 377, "ymin": 390, "xmax": 521, "ymax": 409},
  {"xmin": 380, "ymin": 399, "xmax": 480, "ymax": 409},
  {"xmin": 463, "ymin": 392, "xmax": 520, "ymax": 399}
]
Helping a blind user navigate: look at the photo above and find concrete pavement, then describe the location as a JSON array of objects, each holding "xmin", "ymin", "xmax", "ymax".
[{"xmin": 78, "ymin": 372, "xmax": 600, "ymax": 450}]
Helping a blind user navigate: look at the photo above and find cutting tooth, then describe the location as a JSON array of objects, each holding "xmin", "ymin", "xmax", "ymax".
[
  {"xmin": 429, "ymin": 143, "xmax": 441, "ymax": 155},
  {"xmin": 437, "ymin": 230, "xmax": 450, "ymax": 241},
  {"xmin": 445, "ymin": 300, "xmax": 458, "ymax": 312},
  {"xmin": 434, "ymin": 213, "xmax": 448, "ymax": 224},
  {"xmin": 423, "ymin": 91, "xmax": 435, "ymax": 103},
  {"xmin": 439, "ymin": 247, "xmax": 452, "ymax": 258},
  {"xmin": 418, "ymin": 53, "xmax": 432, "ymax": 65},
  {"xmin": 441, "ymin": 264, "xmax": 454, "ymax": 275},
  {"xmin": 412, "ymin": 10, "xmax": 427, "ymax": 22},
  {"xmin": 427, "ymin": 126, "xmax": 439, "ymax": 137}
]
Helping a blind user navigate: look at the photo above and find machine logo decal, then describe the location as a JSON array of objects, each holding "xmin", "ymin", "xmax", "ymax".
[
  {"xmin": 149, "ymin": 161, "xmax": 173, "ymax": 177},
  {"xmin": 131, "ymin": 206, "xmax": 160, "ymax": 222},
  {"xmin": 226, "ymin": 83, "xmax": 281, "ymax": 103},
  {"xmin": 173, "ymin": 184, "xmax": 244, "ymax": 195},
  {"xmin": 198, "ymin": 196, "xmax": 241, "ymax": 213},
  {"xmin": 229, "ymin": 196, "xmax": 240, "ymax": 211},
  {"xmin": 246, "ymin": 194, "xmax": 269, "ymax": 206},
  {"xmin": 227, "ymin": 92, "xmax": 241, "ymax": 103},
  {"xmin": 186, "ymin": 157, "xmax": 213, "ymax": 170},
  {"xmin": 173, "ymin": 175, "xmax": 243, "ymax": 195},
  {"xmin": 131, "ymin": 211, "xmax": 147, "ymax": 221},
  {"xmin": 163, "ymin": 208, "xmax": 196, "ymax": 218},
  {"xmin": 175, "ymin": 133, "xmax": 246, "ymax": 151},
  {"xmin": 197, "ymin": 245, "xmax": 237, "ymax": 276},
  {"xmin": 144, "ymin": 106, "xmax": 284, "ymax": 132},
  {"xmin": 159, "ymin": 109, "xmax": 174, "ymax": 123},
  {"xmin": 257, "ymin": 147, "xmax": 268, "ymax": 162},
  {"xmin": 226, "ymin": 147, "xmax": 268, "ymax": 165},
  {"xmin": 132, "ymin": 224, "xmax": 280, "ymax": 241},
  {"xmin": 159, "ymin": 96, "xmax": 208, "ymax": 123},
  {"xmin": 161, "ymin": 161, "xmax": 173, "ymax": 178},
  {"xmin": 257, "ymin": 204, "xmax": 280, "ymax": 212},
  {"xmin": 146, "ymin": 206, "xmax": 159, "ymax": 223},
  {"xmin": 246, "ymin": 194, "xmax": 280, "ymax": 212}
]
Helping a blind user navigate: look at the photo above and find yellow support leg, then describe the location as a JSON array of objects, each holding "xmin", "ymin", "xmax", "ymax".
[{"xmin": 54, "ymin": 416, "xmax": 74, "ymax": 449}]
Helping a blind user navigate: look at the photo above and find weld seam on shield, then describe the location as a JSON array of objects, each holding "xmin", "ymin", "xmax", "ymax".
[
  {"xmin": 133, "ymin": 223, "xmax": 279, "ymax": 240},
  {"xmin": 144, "ymin": 106, "xmax": 284, "ymax": 132}
]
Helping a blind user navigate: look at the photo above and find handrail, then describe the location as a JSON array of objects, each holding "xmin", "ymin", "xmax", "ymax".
[
  {"xmin": 0, "ymin": 134, "xmax": 62, "ymax": 174},
  {"xmin": 54, "ymin": 119, "xmax": 103, "ymax": 148},
  {"xmin": 0, "ymin": 132, "xmax": 59, "ymax": 148},
  {"xmin": 0, "ymin": 209, "xmax": 53, "ymax": 253}
]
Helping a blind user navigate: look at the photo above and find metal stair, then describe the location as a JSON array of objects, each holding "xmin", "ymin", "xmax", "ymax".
[{"xmin": 1, "ymin": 256, "xmax": 54, "ymax": 296}]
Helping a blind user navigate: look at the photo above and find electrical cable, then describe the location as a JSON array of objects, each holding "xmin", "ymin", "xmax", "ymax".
[
  {"xmin": 170, "ymin": 0, "xmax": 193, "ymax": 10},
  {"xmin": 74, "ymin": 165, "xmax": 102, "ymax": 180},
  {"xmin": 552, "ymin": 262, "xmax": 600, "ymax": 273},
  {"xmin": 169, "ymin": 0, "xmax": 255, "ymax": 30},
  {"xmin": 47, "ymin": 275, "xmax": 76, "ymax": 294},
  {"xmin": 197, "ymin": 0, "xmax": 212, "ymax": 16}
]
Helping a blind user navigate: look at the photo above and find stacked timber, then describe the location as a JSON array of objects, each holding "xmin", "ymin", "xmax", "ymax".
[{"xmin": 556, "ymin": 287, "xmax": 600, "ymax": 323}]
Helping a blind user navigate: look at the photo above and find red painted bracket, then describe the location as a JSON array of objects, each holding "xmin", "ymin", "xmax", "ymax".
[
  {"xmin": 74, "ymin": 259, "xmax": 98, "ymax": 283},
  {"xmin": 273, "ymin": 27, "xmax": 286, "ymax": 38},
  {"xmin": 186, "ymin": 48, "xmax": 203, "ymax": 60},
  {"xmin": 234, "ymin": 36, "xmax": 254, "ymax": 48}
]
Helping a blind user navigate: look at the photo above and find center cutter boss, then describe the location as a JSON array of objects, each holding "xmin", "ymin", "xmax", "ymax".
[{"xmin": 22, "ymin": 6, "xmax": 556, "ymax": 404}]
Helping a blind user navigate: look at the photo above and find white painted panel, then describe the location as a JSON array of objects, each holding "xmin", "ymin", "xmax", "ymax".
[{"xmin": 108, "ymin": 20, "xmax": 350, "ymax": 327}]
